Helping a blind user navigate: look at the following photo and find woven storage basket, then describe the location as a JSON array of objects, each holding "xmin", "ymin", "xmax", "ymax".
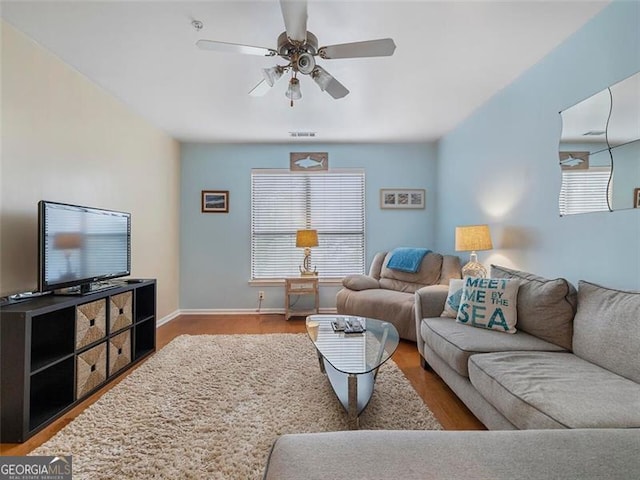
[
  {"xmin": 76, "ymin": 342, "xmax": 107, "ymax": 399},
  {"xmin": 109, "ymin": 291, "xmax": 133, "ymax": 332},
  {"xmin": 76, "ymin": 299, "xmax": 107, "ymax": 349},
  {"xmin": 109, "ymin": 330, "xmax": 132, "ymax": 375}
]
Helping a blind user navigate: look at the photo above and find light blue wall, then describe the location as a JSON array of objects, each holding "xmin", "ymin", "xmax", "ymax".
[
  {"xmin": 180, "ymin": 143, "xmax": 438, "ymax": 309},
  {"xmin": 436, "ymin": 0, "xmax": 640, "ymax": 289}
]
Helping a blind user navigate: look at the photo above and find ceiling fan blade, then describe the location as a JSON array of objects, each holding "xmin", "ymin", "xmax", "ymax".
[
  {"xmin": 196, "ymin": 39, "xmax": 276, "ymax": 57},
  {"xmin": 319, "ymin": 38, "xmax": 396, "ymax": 59},
  {"xmin": 280, "ymin": 0, "xmax": 308, "ymax": 42},
  {"xmin": 325, "ymin": 78, "xmax": 349, "ymax": 100},
  {"xmin": 249, "ymin": 79, "xmax": 272, "ymax": 97},
  {"xmin": 311, "ymin": 66, "xmax": 349, "ymax": 99}
]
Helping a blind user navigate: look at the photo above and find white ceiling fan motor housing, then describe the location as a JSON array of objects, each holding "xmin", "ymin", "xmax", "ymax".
[{"xmin": 277, "ymin": 31, "xmax": 318, "ymax": 58}]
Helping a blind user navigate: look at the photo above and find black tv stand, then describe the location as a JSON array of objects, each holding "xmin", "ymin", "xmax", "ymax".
[{"xmin": 1, "ymin": 279, "xmax": 157, "ymax": 443}]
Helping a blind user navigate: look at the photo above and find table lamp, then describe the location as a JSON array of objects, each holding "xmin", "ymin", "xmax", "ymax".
[
  {"xmin": 296, "ymin": 229, "xmax": 318, "ymax": 276},
  {"xmin": 455, "ymin": 224, "xmax": 493, "ymax": 278}
]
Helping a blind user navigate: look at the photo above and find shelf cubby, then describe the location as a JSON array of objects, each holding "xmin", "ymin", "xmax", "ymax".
[
  {"xmin": 134, "ymin": 317, "xmax": 156, "ymax": 361},
  {"xmin": 135, "ymin": 284, "xmax": 155, "ymax": 322},
  {"xmin": 29, "ymin": 357, "xmax": 75, "ymax": 431},
  {"xmin": 30, "ymin": 307, "xmax": 75, "ymax": 372}
]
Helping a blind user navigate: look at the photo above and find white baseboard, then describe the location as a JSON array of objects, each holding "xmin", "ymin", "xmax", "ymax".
[
  {"xmin": 156, "ymin": 308, "xmax": 338, "ymax": 328},
  {"xmin": 156, "ymin": 309, "xmax": 181, "ymax": 327},
  {"xmin": 176, "ymin": 307, "xmax": 338, "ymax": 316}
]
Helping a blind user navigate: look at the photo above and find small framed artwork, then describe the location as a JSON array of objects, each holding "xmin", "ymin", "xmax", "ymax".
[
  {"xmin": 201, "ymin": 190, "xmax": 229, "ymax": 213},
  {"xmin": 380, "ymin": 189, "xmax": 426, "ymax": 209},
  {"xmin": 634, "ymin": 188, "xmax": 640, "ymax": 208},
  {"xmin": 290, "ymin": 152, "xmax": 328, "ymax": 171}
]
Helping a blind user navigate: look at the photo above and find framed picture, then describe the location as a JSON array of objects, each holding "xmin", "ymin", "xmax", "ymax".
[
  {"xmin": 201, "ymin": 190, "xmax": 229, "ymax": 213},
  {"xmin": 290, "ymin": 152, "xmax": 328, "ymax": 171},
  {"xmin": 634, "ymin": 188, "xmax": 640, "ymax": 208},
  {"xmin": 380, "ymin": 189, "xmax": 425, "ymax": 209}
]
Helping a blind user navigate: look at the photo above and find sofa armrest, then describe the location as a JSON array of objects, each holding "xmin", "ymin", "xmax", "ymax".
[
  {"xmin": 414, "ymin": 284, "xmax": 449, "ymax": 353},
  {"xmin": 342, "ymin": 274, "xmax": 380, "ymax": 291}
]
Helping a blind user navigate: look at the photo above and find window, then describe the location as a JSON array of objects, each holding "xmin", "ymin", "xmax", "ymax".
[
  {"xmin": 559, "ymin": 167, "xmax": 612, "ymax": 216},
  {"xmin": 251, "ymin": 169, "xmax": 365, "ymax": 279}
]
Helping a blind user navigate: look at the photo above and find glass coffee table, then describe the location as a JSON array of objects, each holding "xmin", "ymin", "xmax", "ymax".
[{"xmin": 306, "ymin": 315, "xmax": 400, "ymax": 429}]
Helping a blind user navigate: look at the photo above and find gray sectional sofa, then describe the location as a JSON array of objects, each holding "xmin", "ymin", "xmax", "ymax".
[
  {"xmin": 263, "ymin": 266, "xmax": 640, "ymax": 479},
  {"xmin": 416, "ymin": 264, "xmax": 640, "ymax": 429},
  {"xmin": 336, "ymin": 251, "xmax": 461, "ymax": 341}
]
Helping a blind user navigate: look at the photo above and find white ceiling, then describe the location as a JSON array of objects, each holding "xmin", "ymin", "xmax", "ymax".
[{"xmin": 2, "ymin": 1, "xmax": 609, "ymax": 143}]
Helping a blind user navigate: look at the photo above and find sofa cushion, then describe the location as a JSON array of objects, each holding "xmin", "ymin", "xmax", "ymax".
[
  {"xmin": 421, "ymin": 317, "xmax": 564, "ymax": 377},
  {"xmin": 342, "ymin": 274, "xmax": 380, "ymax": 291},
  {"xmin": 469, "ymin": 351, "xmax": 640, "ymax": 429},
  {"xmin": 456, "ymin": 277, "xmax": 520, "ymax": 333},
  {"xmin": 572, "ymin": 281, "xmax": 640, "ymax": 383},
  {"xmin": 337, "ymin": 288, "xmax": 416, "ymax": 341},
  {"xmin": 379, "ymin": 252, "xmax": 443, "ymax": 293},
  {"xmin": 441, "ymin": 279, "xmax": 464, "ymax": 318},
  {"xmin": 491, "ymin": 264, "xmax": 576, "ymax": 350}
]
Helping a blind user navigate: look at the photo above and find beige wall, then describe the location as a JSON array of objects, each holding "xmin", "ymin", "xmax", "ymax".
[{"xmin": 1, "ymin": 22, "xmax": 180, "ymax": 319}]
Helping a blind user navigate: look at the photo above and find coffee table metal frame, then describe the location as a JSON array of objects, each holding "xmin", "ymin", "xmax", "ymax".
[{"xmin": 306, "ymin": 315, "xmax": 399, "ymax": 429}]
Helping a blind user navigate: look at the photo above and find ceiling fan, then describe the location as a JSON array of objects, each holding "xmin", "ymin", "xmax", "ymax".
[{"xmin": 196, "ymin": 0, "xmax": 396, "ymax": 106}]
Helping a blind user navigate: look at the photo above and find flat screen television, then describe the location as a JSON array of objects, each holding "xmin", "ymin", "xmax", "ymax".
[{"xmin": 38, "ymin": 200, "xmax": 131, "ymax": 294}]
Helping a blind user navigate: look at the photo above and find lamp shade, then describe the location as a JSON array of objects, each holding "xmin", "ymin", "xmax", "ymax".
[
  {"xmin": 286, "ymin": 78, "xmax": 302, "ymax": 100},
  {"xmin": 455, "ymin": 225, "xmax": 493, "ymax": 252},
  {"xmin": 262, "ymin": 66, "xmax": 284, "ymax": 87},
  {"xmin": 311, "ymin": 66, "xmax": 332, "ymax": 91},
  {"xmin": 296, "ymin": 229, "xmax": 318, "ymax": 248}
]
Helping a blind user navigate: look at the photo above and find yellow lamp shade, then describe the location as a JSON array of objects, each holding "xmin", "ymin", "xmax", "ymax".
[
  {"xmin": 296, "ymin": 229, "xmax": 319, "ymax": 248},
  {"xmin": 455, "ymin": 225, "xmax": 493, "ymax": 252}
]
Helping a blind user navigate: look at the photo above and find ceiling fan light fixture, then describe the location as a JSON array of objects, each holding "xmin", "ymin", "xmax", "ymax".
[
  {"xmin": 296, "ymin": 53, "xmax": 316, "ymax": 75},
  {"xmin": 286, "ymin": 77, "xmax": 302, "ymax": 100},
  {"xmin": 311, "ymin": 66, "xmax": 332, "ymax": 91},
  {"xmin": 262, "ymin": 65, "xmax": 285, "ymax": 87}
]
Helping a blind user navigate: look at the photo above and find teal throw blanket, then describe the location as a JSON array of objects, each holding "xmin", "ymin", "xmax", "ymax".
[{"xmin": 387, "ymin": 248, "xmax": 431, "ymax": 273}]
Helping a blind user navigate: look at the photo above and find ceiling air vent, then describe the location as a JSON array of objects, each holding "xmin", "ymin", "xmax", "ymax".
[
  {"xmin": 582, "ymin": 130, "xmax": 606, "ymax": 136},
  {"xmin": 289, "ymin": 131, "xmax": 317, "ymax": 138}
]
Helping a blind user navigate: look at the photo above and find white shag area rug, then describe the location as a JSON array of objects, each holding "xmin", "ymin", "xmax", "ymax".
[{"xmin": 32, "ymin": 334, "xmax": 441, "ymax": 479}]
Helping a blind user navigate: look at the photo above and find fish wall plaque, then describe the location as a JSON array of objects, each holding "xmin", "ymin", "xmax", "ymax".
[{"xmin": 290, "ymin": 152, "xmax": 328, "ymax": 171}]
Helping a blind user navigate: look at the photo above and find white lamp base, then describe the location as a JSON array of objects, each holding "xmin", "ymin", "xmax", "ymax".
[{"xmin": 461, "ymin": 251, "xmax": 487, "ymax": 278}]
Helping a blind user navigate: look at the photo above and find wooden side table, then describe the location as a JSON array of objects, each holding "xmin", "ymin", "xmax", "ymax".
[{"xmin": 285, "ymin": 277, "xmax": 319, "ymax": 320}]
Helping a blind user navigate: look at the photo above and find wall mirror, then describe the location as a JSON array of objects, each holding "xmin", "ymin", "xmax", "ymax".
[{"xmin": 558, "ymin": 70, "xmax": 640, "ymax": 215}]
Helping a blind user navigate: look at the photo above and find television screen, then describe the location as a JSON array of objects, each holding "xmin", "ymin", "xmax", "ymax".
[{"xmin": 39, "ymin": 201, "xmax": 131, "ymax": 292}]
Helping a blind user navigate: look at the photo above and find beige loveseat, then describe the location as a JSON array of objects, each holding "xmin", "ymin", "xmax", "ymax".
[
  {"xmin": 336, "ymin": 251, "xmax": 461, "ymax": 341},
  {"xmin": 416, "ymin": 264, "xmax": 640, "ymax": 430}
]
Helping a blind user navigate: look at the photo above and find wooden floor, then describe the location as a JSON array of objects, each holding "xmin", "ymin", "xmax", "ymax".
[{"xmin": 1, "ymin": 314, "xmax": 484, "ymax": 456}]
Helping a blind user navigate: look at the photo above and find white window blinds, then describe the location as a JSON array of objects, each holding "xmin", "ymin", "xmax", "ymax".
[
  {"xmin": 559, "ymin": 168, "xmax": 612, "ymax": 216},
  {"xmin": 251, "ymin": 170, "xmax": 365, "ymax": 279}
]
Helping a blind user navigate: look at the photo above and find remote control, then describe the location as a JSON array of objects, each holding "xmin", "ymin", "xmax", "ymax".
[{"xmin": 332, "ymin": 319, "xmax": 347, "ymax": 331}]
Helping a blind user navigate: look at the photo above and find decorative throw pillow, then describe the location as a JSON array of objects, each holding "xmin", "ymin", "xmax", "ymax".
[
  {"xmin": 456, "ymin": 276, "xmax": 520, "ymax": 333},
  {"xmin": 442, "ymin": 279, "xmax": 465, "ymax": 318}
]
